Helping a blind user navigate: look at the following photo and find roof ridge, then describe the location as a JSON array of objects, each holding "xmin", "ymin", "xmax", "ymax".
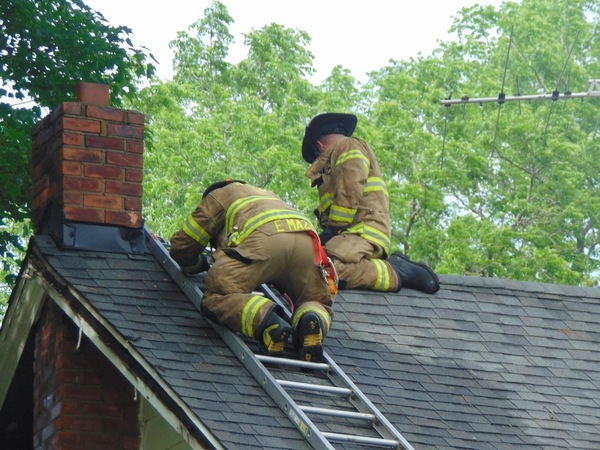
[{"xmin": 439, "ymin": 274, "xmax": 600, "ymax": 298}]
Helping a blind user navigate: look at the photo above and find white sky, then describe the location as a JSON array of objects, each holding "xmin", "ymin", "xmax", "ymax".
[{"xmin": 84, "ymin": 0, "xmax": 504, "ymax": 83}]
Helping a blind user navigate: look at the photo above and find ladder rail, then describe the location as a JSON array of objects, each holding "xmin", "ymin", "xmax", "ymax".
[
  {"xmin": 260, "ymin": 284, "xmax": 415, "ymax": 450},
  {"xmin": 216, "ymin": 323, "xmax": 336, "ymax": 450},
  {"xmin": 145, "ymin": 228, "xmax": 414, "ymax": 450}
]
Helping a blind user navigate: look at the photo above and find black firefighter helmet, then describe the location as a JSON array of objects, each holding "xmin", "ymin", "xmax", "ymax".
[
  {"xmin": 202, "ymin": 179, "xmax": 247, "ymax": 199},
  {"xmin": 301, "ymin": 112, "xmax": 357, "ymax": 163}
]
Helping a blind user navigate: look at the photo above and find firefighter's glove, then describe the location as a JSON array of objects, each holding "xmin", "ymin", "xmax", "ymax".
[
  {"xmin": 182, "ymin": 254, "xmax": 210, "ymax": 275},
  {"xmin": 319, "ymin": 226, "xmax": 345, "ymax": 245}
]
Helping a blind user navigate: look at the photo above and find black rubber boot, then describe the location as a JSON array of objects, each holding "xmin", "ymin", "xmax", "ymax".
[
  {"xmin": 259, "ymin": 310, "xmax": 292, "ymax": 357},
  {"xmin": 294, "ymin": 312, "xmax": 324, "ymax": 363},
  {"xmin": 388, "ymin": 252, "xmax": 440, "ymax": 294}
]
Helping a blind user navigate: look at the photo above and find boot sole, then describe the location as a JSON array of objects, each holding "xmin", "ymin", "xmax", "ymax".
[
  {"xmin": 298, "ymin": 313, "xmax": 324, "ymax": 362},
  {"xmin": 261, "ymin": 325, "xmax": 290, "ymax": 357}
]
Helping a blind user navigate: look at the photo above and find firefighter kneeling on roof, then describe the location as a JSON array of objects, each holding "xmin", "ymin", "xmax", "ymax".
[{"xmin": 170, "ymin": 180, "xmax": 336, "ymax": 362}]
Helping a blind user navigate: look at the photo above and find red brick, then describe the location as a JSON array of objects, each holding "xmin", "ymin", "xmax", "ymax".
[
  {"xmin": 63, "ymin": 190, "xmax": 83, "ymax": 206},
  {"xmin": 56, "ymin": 430, "xmax": 82, "ymax": 445},
  {"xmin": 84, "ymin": 194, "xmax": 123, "ymax": 210},
  {"xmin": 62, "ymin": 131, "xmax": 82, "ymax": 147},
  {"xmin": 61, "ymin": 117, "xmax": 101, "ymax": 134},
  {"xmin": 61, "ymin": 161, "xmax": 82, "ymax": 176},
  {"xmin": 32, "ymin": 189, "xmax": 49, "ymax": 210},
  {"xmin": 62, "ymin": 102, "xmax": 83, "ymax": 116},
  {"xmin": 85, "ymin": 431, "xmax": 129, "ymax": 448},
  {"xmin": 85, "ymin": 135, "xmax": 123, "ymax": 150},
  {"xmin": 84, "ymin": 165, "xmax": 123, "ymax": 180},
  {"xmin": 105, "ymin": 210, "xmax": 143, "ymax": 228},
  {"xmin": 58, "ymin": 383, "xmax": 104, "ymax": 402},
  {"xmin": 125, "ymin": 168, "xmax": 143, "ymax": 182},
  {"xmin": 64, "ymin": 206, "xmax": 104, "ymax": 223},
  {"xmin": 86, "ymin": 104, "xmax": 125, "ymax": 122},
  {"xmin": 126, "ymin": 111, "xmax": 144, "ymax": 125},
  {"xmin": 32, "ymin": 176, "xmax": 50, "ymax": 198},
  {"xmin": 106, "ymin": 180, "xmax": 143, "ymax": 197},
  {"xmin": 125, "ymin": 139, "xmax": 144, "ymax": 154},
  {"xmin": 31, "ymin": 122, "xmax": 55, "ymax": 148},
  {"xmin": 124, "ymin": 435, "xmax": 140, "ymax": 450},
  {"xmin": 55, "ymin": 415, "xmax": 99, "ymax": 432},
  {"xmin": 106, "ymin": 151, "xmax": 143, "ymax": 168},
  {"xmin": 82, "ymin": 402, "xmax": 121, "ymax": 417},
  {"xmin": 76, "ymin": 82, "xmax": 109, "ymax": 105},
  {"xmin": 60, "ymin": 400, "xmax": 82, "ymax": 415},
  {"xmin": 63, "ymin": 147, "xmax": 103, "ymax": 163},
  {"xmin": 107, "ymin": 123, "xmax": 143, "ymax": 139},
  {"xmin": 124, "ymin": 197, "xmax": 142, "ymax": 211},
  {"xmin": 62, "ymin": 176, "xmax": 102, "ymax": 193}
]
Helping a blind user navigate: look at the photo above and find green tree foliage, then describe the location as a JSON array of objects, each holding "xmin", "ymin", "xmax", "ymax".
[
  {"xmin": 0, "ymin": 0, "xmax": 156, "ymax": 310},
  {"xmin": 135, "ymin": 2, "xmax": 325, "ymax": 238},
  {"xmin": 137, "ymin": 0, "xmax": 598, "ymax": 286},
  {"xmin": 365, "ymin": 0, "xmax": 599, "ymax": 283}
]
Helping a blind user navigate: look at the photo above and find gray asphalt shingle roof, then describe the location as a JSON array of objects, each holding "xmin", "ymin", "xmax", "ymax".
[
  {"xmin": 32, "ymin": 234, "xmax": 311, "ymax": 450},
  {"xmin": 327, "ymin": 277, "xmax": 600, "ymax": 449},
  {"xmin": 29, "ymin": 234, "xmax": 600, "ymax": 449}
]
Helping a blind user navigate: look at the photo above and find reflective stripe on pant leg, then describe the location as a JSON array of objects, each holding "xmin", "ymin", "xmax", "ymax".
[
  {"xmin": 373, "ymin": 258, "xmax": 393, "ymax": 291},
  {"xmin": 241, "ymin": 294, "xmax": 272, "ymax": 339}
]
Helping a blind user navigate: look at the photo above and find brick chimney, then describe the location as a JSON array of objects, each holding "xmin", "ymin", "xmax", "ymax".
[
  {"xmin": 31, "ymin": 82, "xmax": 145, "ymax": 253},
  {"xmin": 33, "ymin": 301, "xmax": 140, "ymax": 449}
]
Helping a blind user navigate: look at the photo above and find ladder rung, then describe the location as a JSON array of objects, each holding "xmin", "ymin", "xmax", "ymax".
[
  {"xmin": 300, "ymin": 405, "xmax": 376, "ymax": 421},
  {"xmin": 278, "ymin": 380, "xmax": 352, "ymax": 396},
  {"xmin": 322, "ymin": 432, "xmax": 401, "ymax": 448},
  {"xmin": 256, "ymin": 354, "xmax": 330, "ymax": 371}
]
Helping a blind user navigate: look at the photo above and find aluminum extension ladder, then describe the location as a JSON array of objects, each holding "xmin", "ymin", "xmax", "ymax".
[{"xmin": 145, "ymin": 227, "xmax": 414, "ymax": 450}]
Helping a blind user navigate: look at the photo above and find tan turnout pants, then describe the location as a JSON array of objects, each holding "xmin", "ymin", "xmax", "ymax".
[
  {"xmin": 325, "ymin": 233, "xmax": 400, "ymax": 292},
  {"xmin": 203, "ymin": 228, "xmax": 334, "ymax": 340}
]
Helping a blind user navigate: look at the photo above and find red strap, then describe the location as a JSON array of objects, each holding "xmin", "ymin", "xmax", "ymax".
[{"xmin": 308, "ymin": 231, "xmax": 338, "ymax": 295}]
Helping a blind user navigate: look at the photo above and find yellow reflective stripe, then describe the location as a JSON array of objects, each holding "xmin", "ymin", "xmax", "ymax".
[
  {"xmin": 182, "ymin": 215, "xmax": 211, "ymax": 247},
  {"xmin": 318, "ymin": 192, "xmax": 334, "ymax": 213},
  {"xmin": 362, "ymin": 224, "xmax": 391, "ymax": 253},
  {"xmin": 226, "ymin": 195, "xmax": 276, "ymax": 234},
  {"xmin": 373, "ymin": 259, "xmax": 392, "ymax": 291},
  {"xmin": 329, "ymin": 204, "xmax": 356, "ymax": 224},
  {"xmin": 335, "ymin": 149, "xmax": 369, "ymax": 168},
  {"xmin": 346, "ymin": 223, "xmax": 390, "ymax": 253},
  {"xmin": 241, "ymin": 295, "xmax": 271, "ymax": 337},
  {"xmin": 364, "ymin": 176, "xmax": 388, "ymax": 196},
  {"xmin": 292, "ymin": 305, "xmax": 331, "ymax": 333},
  {"xmin": 230, "ymin": 210, "xmax": 314, "ymax": 245}
]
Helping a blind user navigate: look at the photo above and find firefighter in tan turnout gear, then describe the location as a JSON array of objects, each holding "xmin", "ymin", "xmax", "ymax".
[
  {"xmin": 170, "ymin": 180, "xmax": 336, "ymax": 362},
  {"xmin": 302, "ymin": 112, "xmax": 440, "ymax": 294}
]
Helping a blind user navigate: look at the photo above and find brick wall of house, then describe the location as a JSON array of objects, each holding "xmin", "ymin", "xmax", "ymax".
[
  {"xmin": 33, "ymin": 301, "xmax": 140, "ymax": 449},
  {"xmin": 30, "ymin": 82, "xmax": 144, "ymax": 231}
]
